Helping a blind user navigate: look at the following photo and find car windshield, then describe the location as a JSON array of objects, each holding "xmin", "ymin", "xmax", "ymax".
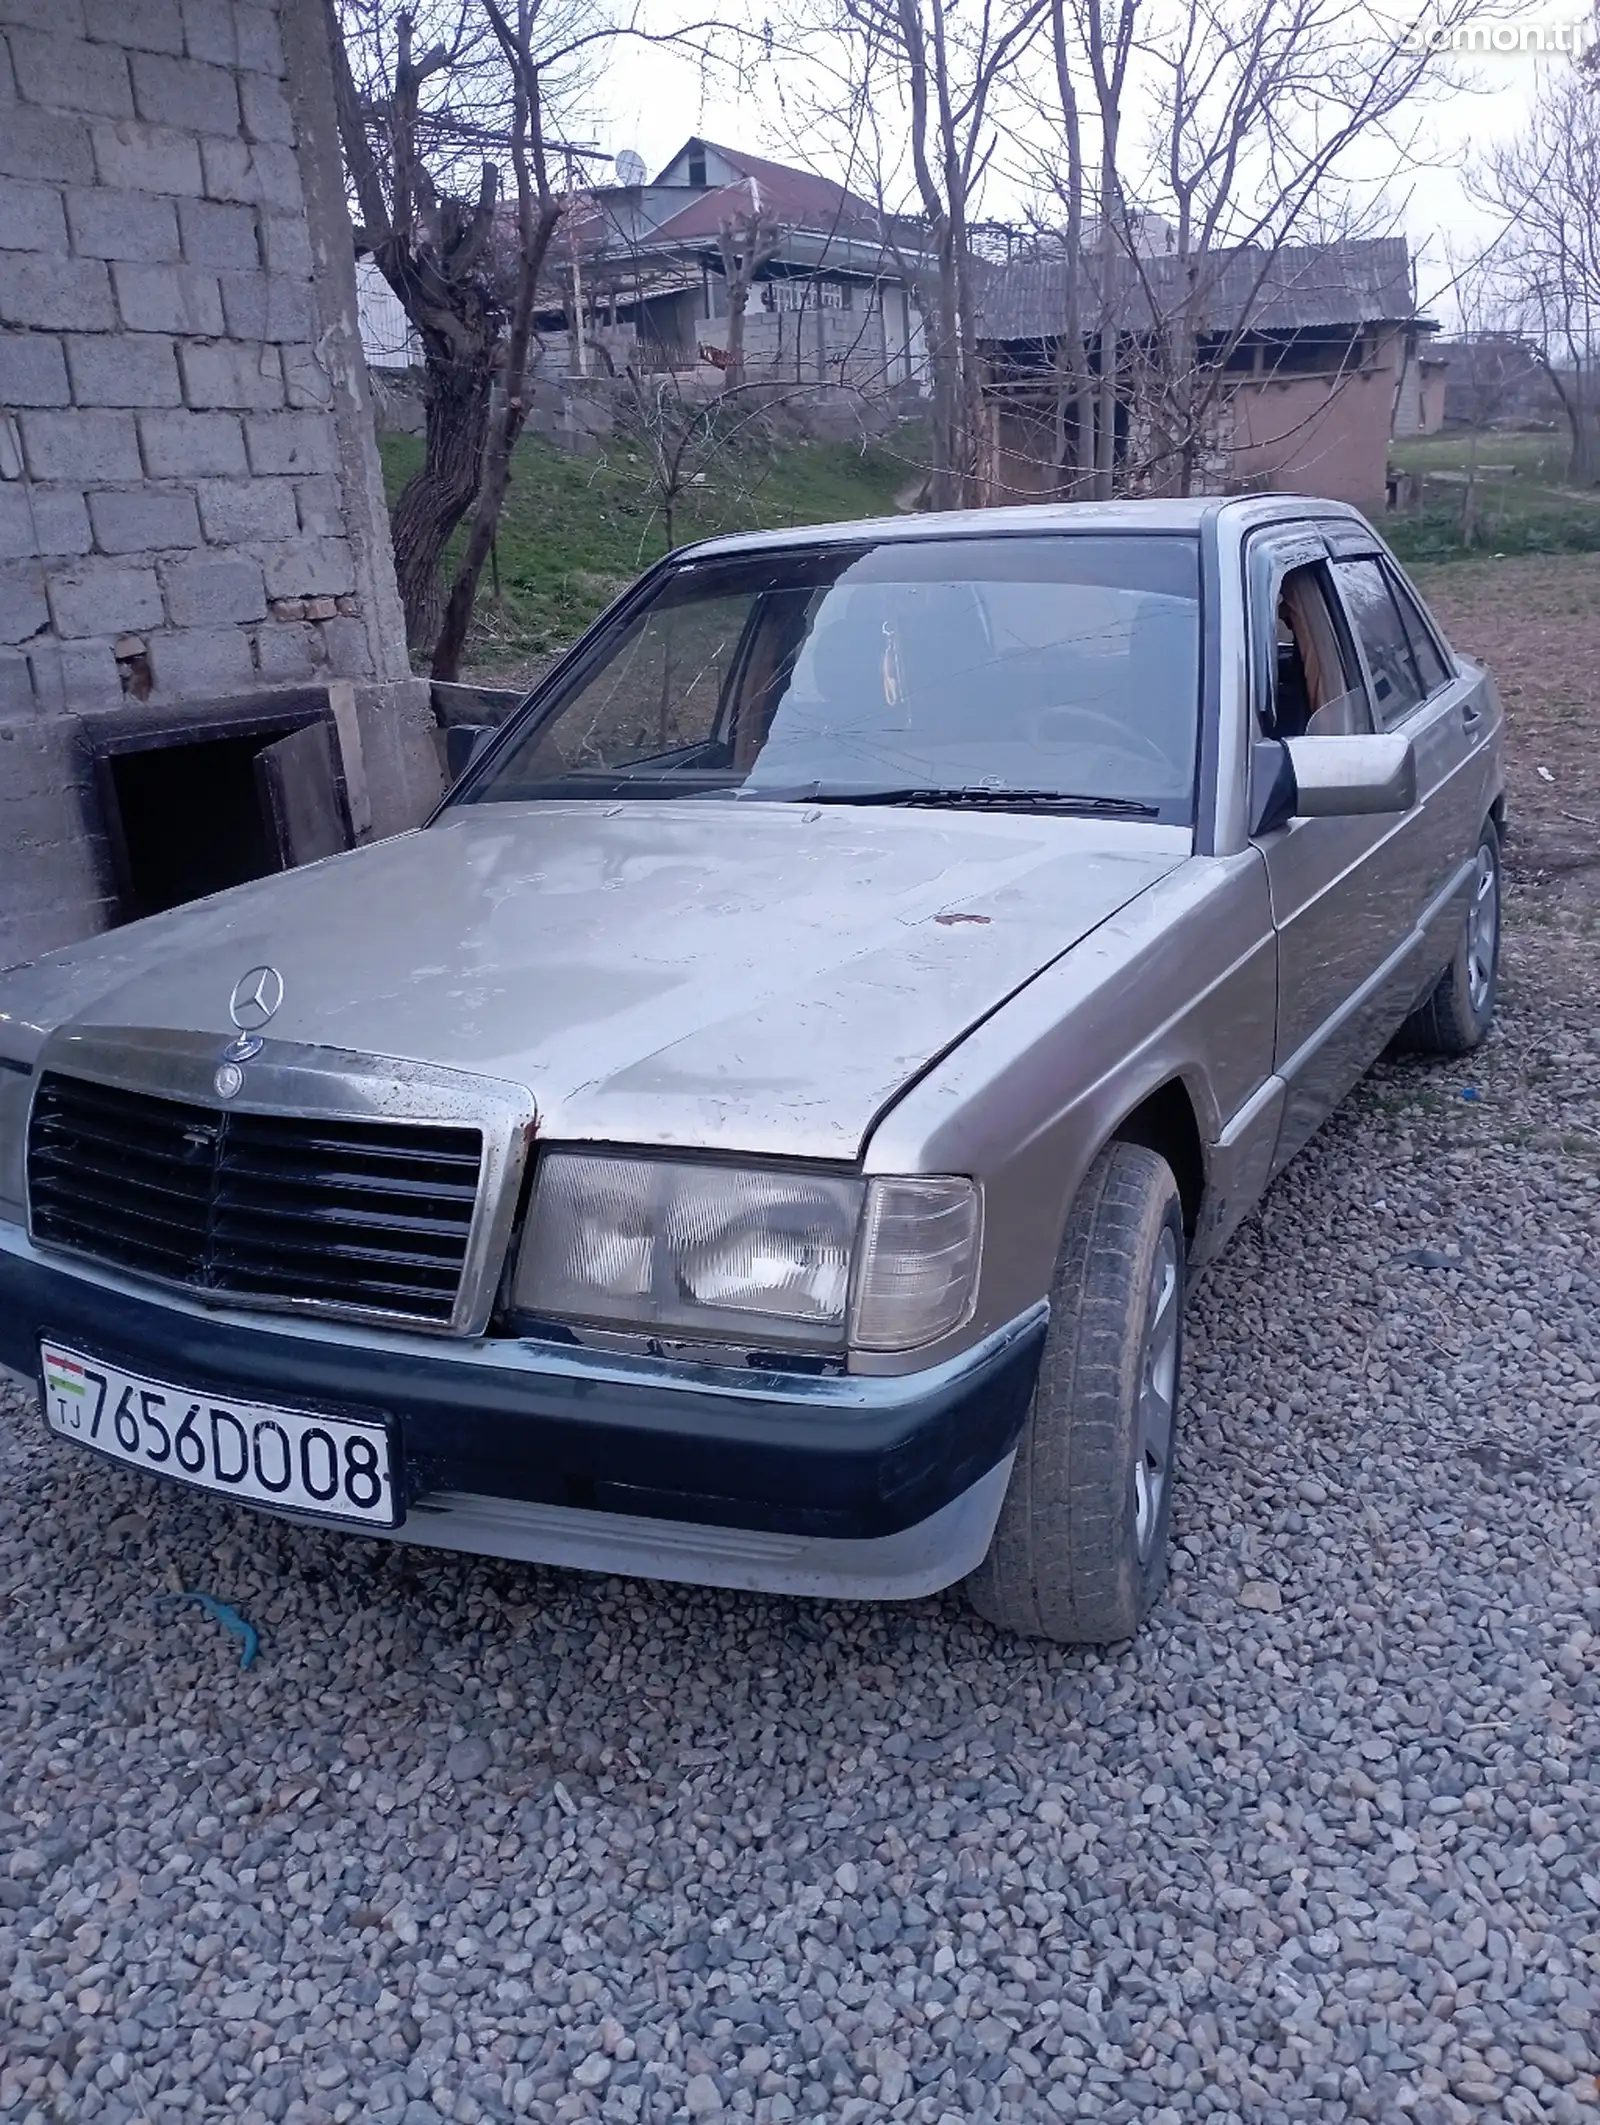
[{"xmin": 459, "ymin": 533, "xmax": 1203, "ymax": 823}]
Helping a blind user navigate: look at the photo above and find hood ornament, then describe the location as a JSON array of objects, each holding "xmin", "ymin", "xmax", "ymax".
[{"xmin": 224, "ymin": 964, "xmax": 283, "ymax": 1064}]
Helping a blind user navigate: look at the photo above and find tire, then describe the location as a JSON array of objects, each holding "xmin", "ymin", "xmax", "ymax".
[
  {"xmin": 966, "ymin": 1141, "xmax": 1185, "ymax": 1645},
  {"xmin": 1400, "ymin": 819, "xmax": 1501, "ymax": 1056}
]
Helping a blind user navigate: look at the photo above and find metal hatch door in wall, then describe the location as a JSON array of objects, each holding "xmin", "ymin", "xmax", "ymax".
[{"xmin": 254, "ymin": 719, "xmax": 351, "ymax": 869}]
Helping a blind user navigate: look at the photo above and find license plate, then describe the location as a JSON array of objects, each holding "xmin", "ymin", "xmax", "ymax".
[{"xmin": 39, "ymin": 1342, "xmax": 400, "ymax": 1528}]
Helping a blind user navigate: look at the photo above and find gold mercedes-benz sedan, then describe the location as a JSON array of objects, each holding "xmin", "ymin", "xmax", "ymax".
[{"xmin": 0, "ymin": 497, "xmax": 1504, "ymax": 1642}]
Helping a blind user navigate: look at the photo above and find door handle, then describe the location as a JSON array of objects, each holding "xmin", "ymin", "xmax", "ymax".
[{"xmin": 1461, "ymin": 698, "xmax": 1483, "ymax": 729}]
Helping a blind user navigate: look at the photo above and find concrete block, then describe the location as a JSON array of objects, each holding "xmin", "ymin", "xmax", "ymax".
[
  {"xmin": 8, "ymin": 27, "xmax": 134, "ymax": 117},
  {"xmin": 162, "ymin": 552, "xmax": 265, "ymax": 624},
  {"xmin": 179, "ymin": 337, "xmax": 282, "ymax": 409},
  {"xmin": 47, "ymin": 558, "xmax": 163, "ymax": 636},
  {"xmin": 88, "ymin": 485, "xmax": 201, "ymax": 552},
  {"xmin": 66, "ymin": 329, "xmax": 182, "ymax": 407},
  {"xmin": 177, "ymin": 195, "xmax": 258, "ymax": 269},
  {"xmin": 19, "ymin": 407, "xmax": 141, "ymax": 481},
  {"xmin": 146, "ymin": 621, "xmax": 253, "ymax": 695},
  {"xmin": 111, "ymin": 259, "xmax": 224, "ymax": 334},
  {"xmin": 0, "ymin": 651, "xmax": 31, "ymax": 714},
  {"xmin": 130, "ymin": 50, "xmax": 239, "ymax": 135},
  {"xmin": 0, "ymin": 486, "xmax": 41, "ymax": 556},
  {"xmin": 199, "ymin": 135, "xmax": 300, "ymax": 211},
  {"xmin": 26, "ymin": 634, "xmax": 123, "ymax": 711},
  {"xmin": 0, "ymin": 560, "xmax": 48, "ymax": 644},
  {"xmin": 0, "ymin": 109, "xmax": 95, "ymax": 184},
  {"xmin": 137, "ymin": 407, "xmax": 246, "ymax": 476},
  {"xmin": 233, "ymin": 4, "xmax": 284, "ymax": 74},
  {"xmin": 292, "ymin": 474, "xmax": 344, "ymax": 536},
  {"xmin": 319, "ymin": 614, "xmax": 371, "ymax": 680},
  {"xmin": 280, "ymin": 341, "xmax": 331, "ymax": 409},
  {"xmin": 0, "ymin": 484, "xmax": 91, "ymax": 558},
  {"xmin": 218, "ymin": 268, "xmax": 309, "ymax": 342},
  {"xmin": 0, "ymin": 0, "xmax": 88, "ymax": 31},
  {"xmin": 243, "ymin": 409, "xmax": 336, "ymax": 475},
  {"xmin": 238, "ymin": 69, "xmax": 291, "ymax": 144},
  {"xmin": 84, "ymin": 0, "xmax": 185, "ymax": 53},
  {"xmin": 0, "ymin": 331, "xmax": 70, "ymax": 407},
  {"xmin": 254, "ymin": 617, "xmax": 319, "ymax": 679},
  {"xmin": 259, "ymin": 209, "xmax": 311, "ymax": 281},
  {"xmin": 0, "ymin": 175, "xmax": 67, "ymax": 252},
  {"xmin": 34, "ymin": 488, "xmax": 93, "ymax": 555},
  {"xmin": 194, "ymin": 471, "xmax": 296, "ymax": 541},
  {"xmin": 179, "ymin": 0, "xmax": 236, "ymax": 66},
  {"xmin": 259, "ymin": 533, "xmax": 354, "ymax": 599},
  {"xmin": 90, "ymin": 119, "xmax": 203, "ymax": 195},
  {"xmin": 0, "ymin": 252, "xmax": 114, "ymax": 331},
  {"xmin": 65, "ymin": 184, "xmax": 180, "ymax": 261}
]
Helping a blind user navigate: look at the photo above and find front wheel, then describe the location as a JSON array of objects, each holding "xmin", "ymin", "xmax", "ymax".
[
  {"xmin": 1400, "ymin": 819, "xmax": 1501, "ymax": 1056},
  {"xmin": 966, "ymin": 1142, "xmax": 1185, "ymax": 1644}
]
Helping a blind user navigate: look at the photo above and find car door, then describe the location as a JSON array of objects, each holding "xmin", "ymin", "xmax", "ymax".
[
  {"xmin": 1244, "ymin": 525, "xmax": 1418, "ymax": 1170},
  {"xmin": 1324, "ymin": 528, "xmax": 1493, "ymax": 1017}
]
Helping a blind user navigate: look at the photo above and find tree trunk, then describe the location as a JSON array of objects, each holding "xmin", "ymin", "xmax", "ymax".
[
  {"xmin": 431, "ymin": 380, "xmax": 521, "ymax": 681},
  {"xmin": 390, "ymin": 347, "xmax": 495, "ymax": 655},
  {"xmin": 724, "ymin": 278, "xmax": 751, "ymax": 388},
  {"xmin": 1568, "ymin": 383, "xmax": 1600, "ymax": 484}
]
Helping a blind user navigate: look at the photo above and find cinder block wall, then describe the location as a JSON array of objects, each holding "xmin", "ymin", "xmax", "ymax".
[{"xmin": 0, "ymin": 0, "xmax": 439, "ymax": 967}]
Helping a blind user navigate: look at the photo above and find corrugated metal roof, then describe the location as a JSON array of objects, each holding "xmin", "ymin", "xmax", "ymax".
[
  {"xmin": 975, "ymin": 237, "xmax": 1415, "ymax": 342},
  {"xmin": 644, "ymin": 166, "xmax": 885, "ymax": 247}
]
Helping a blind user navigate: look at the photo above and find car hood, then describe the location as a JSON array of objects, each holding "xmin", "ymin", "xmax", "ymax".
[{"xmin": 1, "ymin": 801, "xmax": 1188, "ymax": 1160}]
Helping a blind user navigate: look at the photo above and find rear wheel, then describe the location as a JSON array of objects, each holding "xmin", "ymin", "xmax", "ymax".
[
  {"xmin": 1401, "ymin": 819, "xmax": 1500, "ymax": 1056},
  {"xmin": 966, "ymin": 1141, "xmax": 1185, "ymax": 1644}
]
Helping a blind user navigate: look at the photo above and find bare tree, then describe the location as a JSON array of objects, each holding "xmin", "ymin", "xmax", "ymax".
[
  {"xmin": 815, "ymin": 0, "xmax": 1050, "ymax": 506},
  {"xmin": 1477, "ymin": 68, "xmax": 1600, "ymax": 486},
  {"xmin": 717, "ymin": 189, "xmax": 784, "ymax": 388},
  {"xmin": 429, "ymin": 0, "xmax": 565, "ymax": 680},
  {"xmin": 1038, "ymin": 0, "xmax": 1471, "ymax": 497},
  {"xmin": 328, "ymin": 0, "xmax": 743, "ymax": 674},
  {"xmin": 327, "ymin": 0, "xmax": 517, "ymax": 657}
]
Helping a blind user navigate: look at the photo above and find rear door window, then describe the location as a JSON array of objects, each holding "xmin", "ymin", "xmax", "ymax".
[{"xmin": 1384, "ymin": 565, "xmax": 1453, "ymax": 697}]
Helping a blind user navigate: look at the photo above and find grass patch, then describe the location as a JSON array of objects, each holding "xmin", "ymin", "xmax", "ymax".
[
  {"xmin": 380, "ymin": 421, "xmax": 925, "ymax": 682},
  {"xmin": 1387, "ymin": 430, "xmax": 1600, "ymax": 563}
]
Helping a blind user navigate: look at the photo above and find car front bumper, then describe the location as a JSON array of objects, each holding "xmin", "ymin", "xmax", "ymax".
[{"xmin": 0, "ymin": 1223, "xmax": 1045, "ymax": 1599}]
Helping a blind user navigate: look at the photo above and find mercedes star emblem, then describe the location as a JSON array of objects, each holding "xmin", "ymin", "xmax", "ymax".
[
  {"xmin": 226, "ymin": 965, "xmax": 283, "ymax": 1059},
  {"xmin": 229, "ymin": 964, "xmax": 284, "ymax": 1032}
]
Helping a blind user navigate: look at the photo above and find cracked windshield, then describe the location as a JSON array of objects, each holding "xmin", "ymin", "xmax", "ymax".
[{"xmin": 462, "ymin": 534, "xmax": 1202, "ymax": 822}]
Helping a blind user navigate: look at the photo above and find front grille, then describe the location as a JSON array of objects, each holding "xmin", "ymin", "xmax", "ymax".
[{"xmin": 27, "ymin": 1072, "xmax": 483, "ymax": 1326}]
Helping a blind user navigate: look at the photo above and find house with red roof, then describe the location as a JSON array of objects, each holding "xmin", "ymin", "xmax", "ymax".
[{"xmin": 537, "ymin": 137, "xmax": 931, "ymax": 392}]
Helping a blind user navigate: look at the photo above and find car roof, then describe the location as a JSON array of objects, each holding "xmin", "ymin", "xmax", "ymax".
[{"xmin": 682, "ymin": 494, "xmax": 1374, "ymax": 561}]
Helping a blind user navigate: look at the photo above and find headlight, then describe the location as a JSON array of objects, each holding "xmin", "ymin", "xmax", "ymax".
[
  {"xmin": 513, "ymin": 1153, "xmax": 980, "ymax": 1354},
  {"xmin": 0, "ymin": 1067, "xmax": 28, "ymax": 1225}
]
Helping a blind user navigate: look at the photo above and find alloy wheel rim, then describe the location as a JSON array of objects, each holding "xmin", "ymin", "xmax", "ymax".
[
  {"xmin": 1133, "ymin": 1227, "xmax": 1180, "ymax": 1562},
  {"xmin": 1467, "ymin": 842, "xmax": 1498, "ymax": 1012}
]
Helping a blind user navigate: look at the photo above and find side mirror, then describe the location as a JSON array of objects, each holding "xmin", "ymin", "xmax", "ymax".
[
  {"xmin": 1285, "ymin": 733, "xmax": 1417, "ymax": 818},
  {"xmin": 445, "ymin": 723, "xmax": 493, "ymax": 781},
  {"xmin": 1251, "ymin": 733, "xmax": 1417, "ymax": 834}
]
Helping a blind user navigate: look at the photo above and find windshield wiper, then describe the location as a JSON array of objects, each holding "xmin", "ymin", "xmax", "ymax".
[{"xmin": 778, "ymin": 786, "xmax": 1162, "ymax": 818}]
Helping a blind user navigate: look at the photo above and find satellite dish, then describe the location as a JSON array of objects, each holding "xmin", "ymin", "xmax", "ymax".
[{"xmin": 615, "ymin": 149, "xmax": 648, "ymax": 188}]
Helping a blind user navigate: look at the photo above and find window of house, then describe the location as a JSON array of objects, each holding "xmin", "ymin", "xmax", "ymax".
[
  {"xmin": 1333, "ymin": 557, "xmax": 1424, "ymax": 727},
  {"xmin": 687, "ymin": 152, "xmax": 707, "ymax": 187}
]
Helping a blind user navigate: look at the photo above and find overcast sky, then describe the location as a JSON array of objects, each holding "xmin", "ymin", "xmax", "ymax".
[{"xmin": 588, "ymin": 19, "xmax": 1578, "ymax": 325}]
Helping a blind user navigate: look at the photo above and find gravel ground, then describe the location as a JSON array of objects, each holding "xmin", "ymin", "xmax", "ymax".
[{"xmin": 3, "ymin": 689, "xmax": 1598, "ymax": 2125}]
